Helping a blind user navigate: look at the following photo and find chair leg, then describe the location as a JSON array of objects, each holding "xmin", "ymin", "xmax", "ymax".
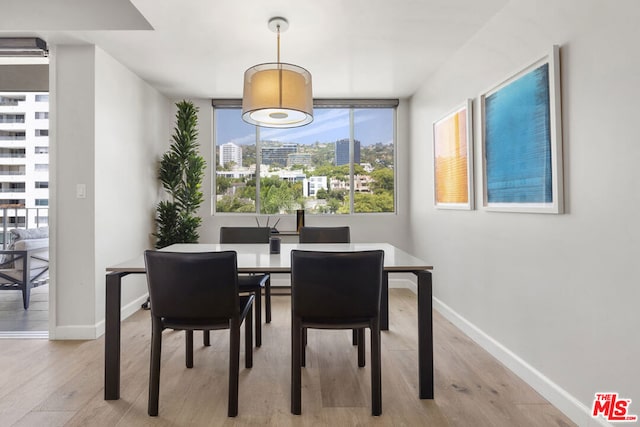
[
  {"xmin": 245, "ymin": 301, "xmax": 253, "ymax": 369},
  {"xmin": 186, "ymin": 330, "xmax": 194, "ymax": 368},
  {"xmin": 148, "ymin": 317, "xmax": 163, "ymax": 416},
  {"xmin": 291, "ymin": 316, "xmax": 302, "ymax": 415},
  {"xmin": 22, "ymin": 283, "xmax": 31, "ymax": 310},
  {"xmin": 254, "ymin": 289, "xmax": 262, "ymax": 347},
  {"xmin": 301, "ymin": 327, "xmax": 307, "ymax": 367},
  {"xmin": 352, "ymin": 329, "xmax": 357, "ymax": 345},
  {"xmin": 228, "ymin": 318, "xmax": 241, "ymax": 417},
  {"xmin": 357, "ymin": 328, "xmax": 366, "ymax": 367},
  {"xmin": 265, "ymin": 277, "xmax": 272, "ymax": 323},
  {"xmin": 203, "ymin": 330, "xmax": 210, "ymax": 346},
  {"xmin": 371, "ymin": 320, "xmax": 382, "ymax": 416}
]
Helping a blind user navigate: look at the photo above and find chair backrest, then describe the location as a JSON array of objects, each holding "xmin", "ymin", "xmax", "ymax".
[
  {"xmin": 144, "ymin": 250, "xmax": 238, "ymax": 319},
  {"xmin": 298, "ymin": 226, "xmax": 350, "ymax": 243},
  {"xmin": 291, "ymin": 250, "xmax": 384, "ymax": 320},
  {"xmin": 220, "ymin": 227, "xmax": 271, "ymax": 244}
]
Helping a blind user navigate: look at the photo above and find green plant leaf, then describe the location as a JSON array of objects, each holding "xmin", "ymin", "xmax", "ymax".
[{"xmin": 154, "ymin": 100, "xmax": 206, "ymax": 247}]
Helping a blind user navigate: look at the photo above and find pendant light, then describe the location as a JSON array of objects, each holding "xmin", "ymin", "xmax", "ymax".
[{"xmin": 242, "ymin": 17, "xmax": 313, "ymax": 128}]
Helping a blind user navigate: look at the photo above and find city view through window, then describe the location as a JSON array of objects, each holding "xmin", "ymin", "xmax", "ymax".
[
  {"xmin": 214, "ymin": 106, "xmax": 395, "ymax": 214},
  {"xmin": 0, "ymin": 92, "xmax": 49, "ymax": 245}
]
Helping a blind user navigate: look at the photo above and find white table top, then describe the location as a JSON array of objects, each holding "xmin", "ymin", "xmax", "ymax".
[{"xmin": 106, "ymin": 243, "xmax": 432, "ymax": 274}]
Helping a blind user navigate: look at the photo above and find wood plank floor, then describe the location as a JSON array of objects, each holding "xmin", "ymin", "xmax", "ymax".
[{"xmin": 0, "ymin": 289, "xmax": 575, "ymax": 426}]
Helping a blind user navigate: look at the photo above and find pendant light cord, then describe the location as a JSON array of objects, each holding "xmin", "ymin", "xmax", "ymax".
[
  {"xmin": 276, "ymin": 23, "xmax": 282, "ymax": 108},
  {"xmin": 276, "ymin": 24, "xmax": 281, "ymax": 63}
]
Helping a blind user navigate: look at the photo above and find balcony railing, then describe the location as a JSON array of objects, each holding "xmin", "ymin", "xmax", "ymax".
[{"xmin": 0, "ymin": 207, "xmax": 49, "ymax": 248}]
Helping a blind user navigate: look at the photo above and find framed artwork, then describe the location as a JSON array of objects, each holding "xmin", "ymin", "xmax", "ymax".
[
  {"xmin": 480, "ymin": 45, "xmax": 563, "ymax": 213},
  {"xmin": 433, "ymin": 99, "xmax": 474, "ymax": 210}
]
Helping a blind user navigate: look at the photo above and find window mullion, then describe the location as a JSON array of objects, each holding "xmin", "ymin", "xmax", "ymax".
[
  {"xmin": 349, "ymin": 109, "xmax": 355, "ymax": 214},
  {"xmin": 255, "ymin": 127, "xmax": 261, "ymax": 214}
]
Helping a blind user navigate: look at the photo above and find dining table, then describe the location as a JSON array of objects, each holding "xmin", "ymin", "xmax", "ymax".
[{"xmin": 104, "ymin": 242, "xmax": 434, "ymax": 401}]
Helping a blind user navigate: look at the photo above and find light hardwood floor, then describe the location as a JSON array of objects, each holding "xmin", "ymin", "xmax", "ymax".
[{"xmin": 0, "ymin": 289, "xmax": 575, "ymax": 426}]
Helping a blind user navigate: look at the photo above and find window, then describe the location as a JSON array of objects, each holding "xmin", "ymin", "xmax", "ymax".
[
  {"xmin": 0, "ymin": 148, "xmax": 25, "ymax": 158},
  {"xmin": 0, "ymin": 91, "xmax": 49, "ymax": 230},
  {"xmin": 35, "ymin": 215, "xmax": 48, "ymax": 227},
  {"xmin": 0, "ymin": 95, "xmax": 25, "ymax": 106},
  {"xmin": 213, "ymin": 100, "xmax": 396, "ymax": 214},
  {"xmin": 0, "ymin": 199, "xmax": 25, "ymax": 206},
  {"xmin": 0, "ymin": 130, "xmax": 25, "ymax": 141},
  {"xmin": 0, "ymin": 113, "xmax": 25, "ymax": 124},
  {"xmin": 0, "ymin": 165, "xmax": 25, "ymax": 175},
  {"xmin": 6, "ymin": 216, "xmax": 26, "ymax": 227},
  {"xmin": 0, "ymin": 183, "xmax": 25, "ymax": 193}
]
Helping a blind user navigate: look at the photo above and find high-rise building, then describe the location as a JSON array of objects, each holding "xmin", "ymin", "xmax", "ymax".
[
  {"xmin": 335, "ymin": 138, "xmax": 360, "ymax": 166},
  {"xmin": 261, "ymin": 142, "xmax": 297, "ymax": 167},
  {"xmin": 0, "ymin": 92, "xmax": 49, "ymax": 230},
  {"xmin": 219, "ymin": 142, "xmax": 242, "ymax": 167}
]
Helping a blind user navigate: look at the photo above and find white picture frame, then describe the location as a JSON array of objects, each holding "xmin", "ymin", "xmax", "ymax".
[
  {"xmin": 480, "ymin": 45, "xmax": 563, "ymax": 214},
  {"xmin": 433, "ymin": 99, "xmax": 474, "ymax": 210}
]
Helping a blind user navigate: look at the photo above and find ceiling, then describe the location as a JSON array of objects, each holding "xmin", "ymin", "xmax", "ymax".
[{"xmin": 0, "ymin": 0, "xmax": 509, "ymax": 99}]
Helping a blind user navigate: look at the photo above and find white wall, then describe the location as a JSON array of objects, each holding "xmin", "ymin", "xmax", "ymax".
[
  {"xmin": 179, "ymin": 99, "xmax": 412, "ymax": 249},
  {"xmin": 409, "ymin": 0, "xmax": 640, "ymax": 424},
  {"xmin": 51, "ymin": 45, "xmax": 97, "ymax": 336},
  {"xmin": 51, "ymin": 45, "xmax": 171, "ymax": 338},
  {"xmin": 93, "ymin": 47, "xmax": 172, "ymax": 324}
]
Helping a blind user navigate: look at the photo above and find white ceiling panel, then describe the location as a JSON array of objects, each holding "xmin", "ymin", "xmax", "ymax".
[{"xmin": 0, "ymin": 0, "xmax": 509, "ymax": 98}]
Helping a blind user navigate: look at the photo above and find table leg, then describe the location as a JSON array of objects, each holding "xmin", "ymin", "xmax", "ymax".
[
  {"xmin": 416, "ymin": 270, "xmax": 434, "ymax": 399},
  {"xmin": 105, "ymin": 272, "xmax": 125, "ymax": 400},
  {"xmin": 381, "ymin": 272, "xmax": 389, "ymax": 330},
  {"xmin": 265, "ymin": 277, "xmax": 271, "ymax": 323}
]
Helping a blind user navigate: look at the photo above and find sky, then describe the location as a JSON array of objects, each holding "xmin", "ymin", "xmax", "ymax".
[{"xmin": 216, "ymin": 108, "xmax": 394, "ymax": 146}]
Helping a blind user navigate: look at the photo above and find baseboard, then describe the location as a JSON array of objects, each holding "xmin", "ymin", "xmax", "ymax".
[
  {"xmin": 432, "ymin": 297, "xmax": 611, "ymax": 427},
  {"xmin": 52, "ymin": 324, "xmax": 98, "ymax": 340},
  {"xmin": 389, "ymin": 277, "xmax": 417, "ymax": 292},
  {"xmin": 53, "ymin": 293, "xmax": 148, "ymax": 340}
]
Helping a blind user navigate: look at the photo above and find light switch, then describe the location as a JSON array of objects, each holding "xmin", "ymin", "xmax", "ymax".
[{"xmin": 76, "ymin": 184, "xmax": 86, "ymax": 199}]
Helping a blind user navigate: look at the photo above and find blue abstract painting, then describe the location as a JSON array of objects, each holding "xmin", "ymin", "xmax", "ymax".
[{"xmin": 484, "ymin": 63, "xmax": 552, "ymax": 204}]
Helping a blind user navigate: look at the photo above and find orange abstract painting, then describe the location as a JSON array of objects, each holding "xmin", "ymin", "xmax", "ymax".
[{"xmin": 433, "ymin": 101, "xmax": 473, "ymax": 209}]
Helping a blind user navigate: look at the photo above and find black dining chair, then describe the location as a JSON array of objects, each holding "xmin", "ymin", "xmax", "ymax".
[
  {"xmin": 218, "ymin": 226, "xmax": 271, "ymax": 347},
  {"xmin": 298, "ymin": 226, "xmax": 350, "ymax": 243},
  {"xmin": 290, "ymin": 249, "xmax": 384, "ymax": 415},
  {"xmin": 298, "ymin": 226, "xmax": 358, "ymax": 345},
  {"xmin": 144, "ymin": 250, "xmax": 254, "ymax": 417}
]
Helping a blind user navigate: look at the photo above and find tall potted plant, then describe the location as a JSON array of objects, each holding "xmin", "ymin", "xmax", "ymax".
[{"xmin": 154, "ymin": 100, "xmax": 205, "ymax": 248}]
